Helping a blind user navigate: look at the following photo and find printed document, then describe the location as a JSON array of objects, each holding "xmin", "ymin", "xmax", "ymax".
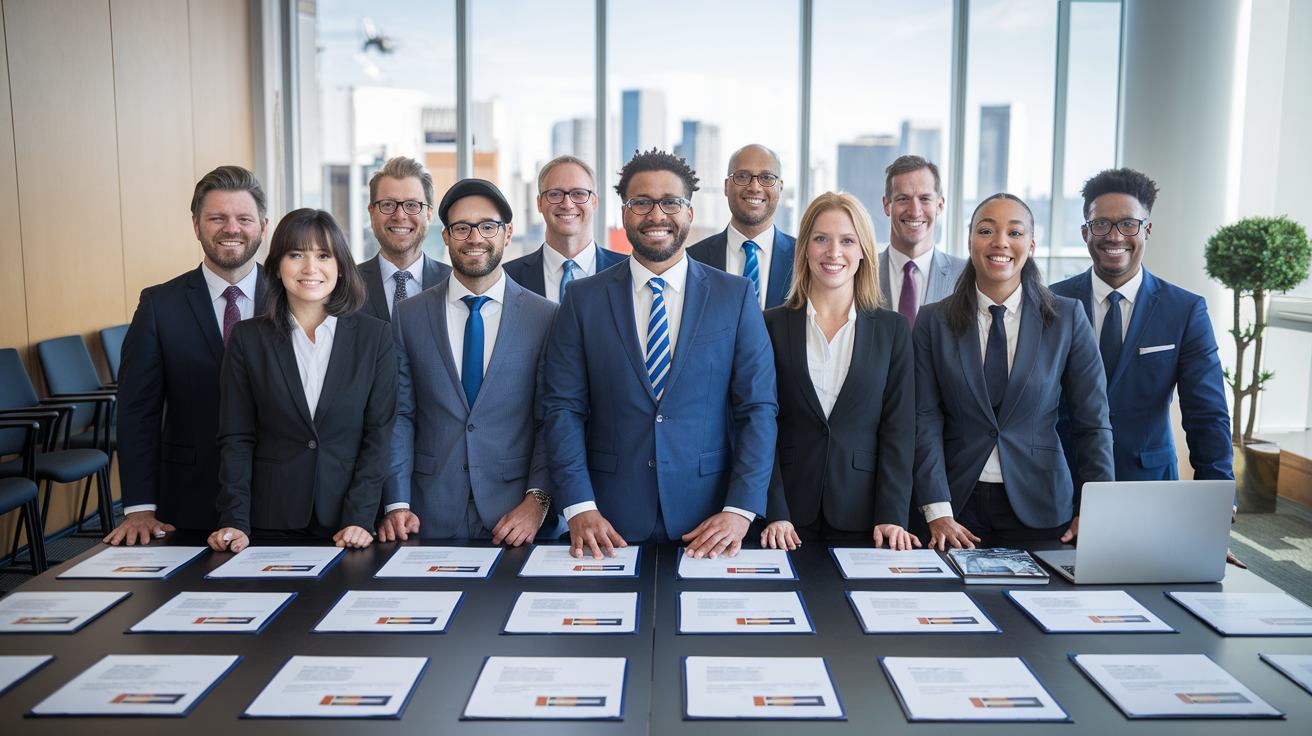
[
  {"xmin": 678, "ymin": 591, "xmax": 813, "ymax": 634},
  {"xmin": 830, "ymin": 548, "xmax": 957, "ymax": 579},
  {"xmin": 503, "ymin": 592, "xmax": 638, "ymax": 634},
  {"xmin": 374, "ymin": 546, "xmax": 502, "ymax": 578},
  {"xmin": 206, "ymin": 546, "xmax": 343, "ymax": 579},
  {"xmin": 1072, "ymin": 653, "xmax": 1284, "ymax": 718},
  {"xmin": 1006, "ymin": 590, "xmax": 1174, "ymax": 633},
  {"xmin": 129, "ymin": 591, "xmax": 294, "ymax": 634},
  {"xmin": 243, "ymin": 655, "xmax": 427, "ymax": 718},
  {"xmin": 881, "ymin": 656, "xmax": 1069, "ymax": 721},
  {"xmin": 29, "ymin": 654, "xmax": 240, "ymax": 716},
  {"xmin": 463, "ymin": 656, "xmax": 626, "ymax": 719},
  {"xmin": 848, "ymin": 591, "xmax": 998, "ymax": 634},
  {"xmin": 683, "ymin": 656, "xmax": 844, "ymax": 719},
  {"xmin": 313, "ymin": 590, "xmax": 464, "ymax": 633}
]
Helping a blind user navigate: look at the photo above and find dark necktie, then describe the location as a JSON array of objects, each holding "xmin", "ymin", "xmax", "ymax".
[
  {"xmin": 742, "ymin": 241, "xmax": 761, "ymax": 303},
  {"xmin": 898, "ymin": 260, "xmax": 919, "ymax": 328},
  {"xmin": 221, "ymin": 285, "xmax": 242, "ymax": 346},
  {"xmin": 985, "ymin": 304, "xmax": 1009, "ymax": 414},
  {"xmin": 1101, "ymin": 290, "xmax": 1124, "ymax": 382},
  {"xmin": 461, "ymin": 295, "xmax": 490, "ymax": 407},
  {"xmin": 393, "ymin": 270, "xmax": 414, "ymax": 305}
]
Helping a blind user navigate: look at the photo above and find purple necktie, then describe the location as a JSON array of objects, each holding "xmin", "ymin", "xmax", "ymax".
[
  {"xmin": 222, "ymin": 285, "xmax": 242, "ymax": 346},
  {"xmin": 898, "ymin": 261, "xmax": 919, "ymax": 328}
]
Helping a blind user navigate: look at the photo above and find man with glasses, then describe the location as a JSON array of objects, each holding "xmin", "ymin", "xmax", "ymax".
[
  {"xmin": 358, "ymin": 157, "xmax": 452, "ymax": 323},
  {"xmin": 878, "ymin": 155, "xmax": 966, "ymax": 328},
  {"xmin": 379, "ymin": 179, "xmax": 562, "ymax": 543},
  {"xmin": 503, "ymin": 155, "xmax": 628, "ymax": 301},
  {"xmin": 687, "ymin": 144, "xmax": 796, "ymax": 309},
  {"xmin": 544, "ymin": 149, "xmax": 777, "ymax": 560}
]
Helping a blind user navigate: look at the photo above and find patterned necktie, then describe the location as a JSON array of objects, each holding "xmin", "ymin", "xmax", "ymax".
[
  {"xmin": 221, "ymin": 285, "xmax": 242, "ymax": 346},
  {"xmin": 1101, "ymin": 290, "xmax": 1125, "ymax": 382},
  {"xmin": 984, "ymin": 304, "xmax": 1009, "ymax": 414},
  {"xmin": 393, "ymin": 270, "xmax": 414, "ymax": 305},
  {"xmin": 645, "ymin": 278, "xmax": 671, "ymax": 400},
  {"xmin": 560, "ymin": 259, "xmax": 578, "ymax": 302},
  {"xmin": 899, "ymin": 260, "xmax": 919, "ymax": 328},
  {"xmin": 461, "ymin": 295, "xmax": 490, "ymax": 407},
  {"xmin": 742, "ymin": 241, "xmax": 761, "ymax": 303}
]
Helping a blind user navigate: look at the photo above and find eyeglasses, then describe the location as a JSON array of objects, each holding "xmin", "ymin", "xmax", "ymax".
[
  {"xmin": 541, "ymin": 188, "xmax": 594, "ymax": 205},
  {"xmin": 624, "ymin": 197, "xmax": 691, "ymax": 216},
  {"xmin": 1084, "ymin": 218, "xmax": 1147, "ymax": 237},
  {"xmin": 371, "ymin": 199, "xmax": 429, "ymax": 216},
  {"xmin": 447, "ymin": 220, "xmax": 505, "ymax": 240},
  {"xmin": 729, "ymin": 172, "xmax": 780, "ymax": 187}
]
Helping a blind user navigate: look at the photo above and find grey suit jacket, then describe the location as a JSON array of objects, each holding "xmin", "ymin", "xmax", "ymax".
[
  {"xmin": 357, "ymin": 253, "xmax": 453, "ymax": 323},
  {"xmin": 877, "ymin": 247, "xmax": 967, "ymax": 310},
  {"xmin": 384, "ymin": 275, "xmax": 557, "ymax": 538}
]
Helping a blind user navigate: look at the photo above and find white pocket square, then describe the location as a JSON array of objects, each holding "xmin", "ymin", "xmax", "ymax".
[{"xmin": 1139, "ymin": 344, "xmax": 1175, "ymax": 355}]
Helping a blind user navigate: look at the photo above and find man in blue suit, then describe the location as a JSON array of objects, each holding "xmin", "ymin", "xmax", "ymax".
[
  {"xmin": 686, "ymin": 144, "xmax": 796, "ymax": 309},
  {"xmin": 502, "ymin": 155, "xmax": 628, "ymax": 301},
  {"xmin": 544, "ymin": 149, "xmax": 778, "ymax": 560},
  {"xmin": 379, "ymin": 179, "xmax": 560, "ymax": 543},
  {"xmin": 877, "ymin": 155, "xmax": 967, "ymax": 327}
]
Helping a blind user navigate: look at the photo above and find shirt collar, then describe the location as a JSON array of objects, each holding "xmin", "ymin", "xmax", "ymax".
[
  {"xmin": 630, "ymin": 251, "xmax": 689, "ymax": 295},
  {"xmin": 542, "ymin": 241, "xmax": 598, "ymax": 275},
  {"xmin": 976, "ymin": 283, "xmax": 1025, "ymax": 315},
  {"xmin": 202, "ymin": 261, "xmax": 259, "ymax": 304},
  {"xmin": 727, "ymin": 224, "xmax": 775, "ymax": 253},
  {"xmin": 448, "ymin": 269, "xmax": 507, "ymax": 306},
  {"xmin": 886, "ymin": 245, "xmax": 935, "ymax": 275},
  {"xmin": 805, "ymin": 298, "xmax": 858, "ymax": 323},
  {"xmin": 288, "ymin": 313, "xmax": 338, "ymax": 339},
  {"xmin": 377, "ymin": 254, "xmax": 425, "ymax": 285},
  {"xmin": 1091, "ymin": 267, "xmax": 1143, "ymax": 306}
]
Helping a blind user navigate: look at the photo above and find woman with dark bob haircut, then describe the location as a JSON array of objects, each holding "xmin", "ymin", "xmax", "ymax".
[{"xmin": 209, "ymin": 208, "xmax": 398, "ymax": 553}]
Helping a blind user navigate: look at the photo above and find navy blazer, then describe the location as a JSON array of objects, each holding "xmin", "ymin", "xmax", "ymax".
[
  {"xmin": 116, "ymin": 266, "xmax": 266, "ymax": 529},
  {"xmin": 686, "ymin": 227, "xmax": 797, "ymax": 309},
  {"xmin": 543, "ymin": 257, "xmax": 779, "ymax": 541},
  {"xmin": 1051, "ymin": 268, "xmax": 1232, "ymax": 481},
  {"xmin": 912, "ymin": 291, "xmax": 1114, "ymax": 529},
  {"xmin": 502, "ymin": 243, "xmax": 629, "ymax": 300},
  {"xmin": 357, "ymin": 253, "xmax": 453, "ymax": 323}
]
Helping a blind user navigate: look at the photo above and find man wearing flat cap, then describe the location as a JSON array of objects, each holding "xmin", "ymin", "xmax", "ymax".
[{"xmin": 379, "ymin": 179, "xmax": 563, "ymax": 542}]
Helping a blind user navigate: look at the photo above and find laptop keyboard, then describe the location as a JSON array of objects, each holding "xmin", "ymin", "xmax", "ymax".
[{"xmin": 1062, "ymin": 565, "xmax": 1075, "ymax": 575}]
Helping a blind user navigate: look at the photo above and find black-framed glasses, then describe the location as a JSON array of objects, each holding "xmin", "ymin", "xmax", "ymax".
[
  {"xmin": 1084, "ymin": 218, "xmax": 1147, "ymax": 237},
  {"xmin": 371, "ymin": 199, "xmax": 429, "ymax": 216},
  {"xmin": 447, "ymin": 220, "xmax": 505, "ymax": 240},
  {"xmin": 542, "ymin": 188, "xmax": 594, "ymax": 205},
  {"xmin": 729, "ymin": 172, "xmax": 780, "ymax": 187},
  {"xmin": 624, "ymin": 197, "xmax": 691, "ymax": 216}
]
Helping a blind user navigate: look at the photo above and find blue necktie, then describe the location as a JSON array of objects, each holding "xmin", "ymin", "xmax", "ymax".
[
  {"xmin": 742, "ymin": 240, "xmax": 761, "ymax": 302},
  {"xmin": 1101, "ymin": 290, "xmax": 1124, "ymax": 382},
  {"xmin": 461, "ymin": 295, "xmax": 490, "ymax": 407},
  {"xmin": 560, "ymin": 259, "xmax": 578, "ymax": 302},
  {"xmin": 645, "ymin": 278, "xmax": 671, "ymax": 400},
  {"xmin": 393, "ymin": 270, "xmax": 413, "ymax": 305},
  {"xmin": 984, "ymin": 304, "xmax": 1009, "ymax": 414}
]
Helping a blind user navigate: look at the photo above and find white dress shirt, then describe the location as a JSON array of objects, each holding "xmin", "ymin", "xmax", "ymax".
[
  {"xmin": 725, "ymin": 224, "xmax": 775, "ymax": 309},
  {"xmin": 922, "ymin": 284, "xmax": 1025, "ymax": 524},
  {"xmin": 542, "ymin": 241, "xmax": 600, "ymax": 304},
  {"xmin": 446, "ymin": 272, "xmax": 506, "ymax": 380},
  {"xmin": 885, "ymin": 246, "xmax": 936, "ymax": 309},
  {"xmin": 377, "ymin": 256, "xmax": 425, "ymax": 316},
  {"xmin": 289, "ymin": 314, "xmax": 337, "ymax": 419},
  {"xmin": 1091, "ymin": 267, "xmax": 1142, "ymax": 341},
  {"xmin": 805, "ymin": 300, "xmax": 858, "ymax": 418}
]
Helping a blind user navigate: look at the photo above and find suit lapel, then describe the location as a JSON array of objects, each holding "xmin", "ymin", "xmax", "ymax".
[
  {"xmin": 313, "ymin": 314, "xmax": 355, "ymax": 425},
  {"xmin": 766, "ymin": 229, "xmax": 793, "ymax": 308},
  {"xmin": 877, "ymin": 251, "xmax": 892, "ymax": 309},
  {"xmin": 663, "ymin": 261, "xmax": 709, "ymax": 402},
  {"xmin": 707, "ymin": 231, "xmax": 729, "ymax": 270},
  {"xmin": 607, "ymin": 267, "xmax": 657, "ymax": 405},
  {"xmin": 996, "ymin": 295, "xmax": 1041, "ymax": 426},
  {"xmin": 927, "ymin": 249, "xmax": 953, "ymax": 302},
  {"xmin": 828, "ymin": 310, "xmax": 876, "ymax": 423},
  {"xmin": 956, "ymin": 315, "xmax": 996, "ymax": 423},
  {"xmin": 421, "ymin": 255, "xmax": 447, "ymax": 292},
  {"xmin": 273, "ymin": 331, "xmax": 315, "ymax": 429},
  {"xmin": 785, "ymin": 307, "xmax": 827, "ymax": 422},
  {"xmin": 185, "ymin": 267, "xmax": 227, "ymax": 365},
  {"xmin": 425, "ymin": 281, "xmax": 469, "ymax": 412},
  {"xmin": 521, "ymin": 247, "xmax": 548, "ymax": 297},
  {"xmin": 1072, "ymin": 270, "xmax": 1095, "ymax": 324},
  {"xmin": 477, "ymin": 278, "xmax": 525, "ymax": 405},
  {"xmin": 365, "ymin": 256, "xmax": 392, "ymax": 322},
  {"xmin": 1111, "ymin": 270, "xmax": 1159, "ymax": 390}
]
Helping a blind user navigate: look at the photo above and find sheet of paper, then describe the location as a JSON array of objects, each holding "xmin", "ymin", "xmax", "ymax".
[
  {"xmin": 683, "ymin": 656, "xmax": 845, "ymax": 719},
  {"xmin": 1167, "ymin": 591, "xmax": 1312, "ymax": 635},
  {"xmin": 313, "ymin": 590, "xmax": 464, "ymax": 633},
  {"xmin": 502, "ymin": 592, "xmax": 639, "ymax": 634},
  {"xmin": 847, "ymin": 591, "xmax": 999, "ymax": 634},
  {"xmin": 1071, "ymin": 654, "xmax": 1284, "ymax": 719},
  {"xmin": 518, "ymin": 544, "xmax": 641, "ymax": 577},
  {"xmin": 881, "ymin": 656, "xmax": 1069, "ymax": 721},
  {"xmin": 1261, "ymin": 654, "xmax": 1312, "ymax": 695},
  {"xmin": 128, "ymin": 591, "xmax": 295, "ymax": 634},
  {"xmin": 57, "ymin": 546, "xmax": 206, "ymax": 579},
  {"xmin": 676, "ymin": 548, "xmax": 796, "ymax": 580},
  {"xmin": 678, "ymin": 591, "xmax": 814, "ymax": 634},
  {"xmin": 0, "ymin": 655, "xmax": 54, "ymax": 697},
  {"xmin": 29, "ymin": 654, "xmax": 240, "ymax": 717},
  {"xmin": 206, "ymin": 546, "xmax": 344, "ymax": 579},
  {"xmin": 0, "ymin": 591, "xmax": 131, "ymax": 633},
  {"xmin": 243, "ymin": 655, "xmax": 427, "ymax": 718},
  {"xmin": 462, "ymin": 656, "xmax": 626, "ymax": 719},
  {"xmin": 830, "ymin": 547, "xmax": 958, "ymax": 579},
  {"xmin": 374, "ymin": 545, "xmax": 502, "ymax": 578},
  {"xmin": 1005, "ymin": 590, "xmax": 1175, "ymax": 633}
]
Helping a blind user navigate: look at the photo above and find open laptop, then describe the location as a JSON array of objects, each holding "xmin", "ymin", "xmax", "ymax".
[{"xmin": 1033, "ymin": 480, "xmax": 1236, "ymax": 584}]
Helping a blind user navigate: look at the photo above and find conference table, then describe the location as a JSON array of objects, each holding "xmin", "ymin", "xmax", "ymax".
[{"xmin": 2, "ymin": 534, "xmax": 1310, "ymax": 734}]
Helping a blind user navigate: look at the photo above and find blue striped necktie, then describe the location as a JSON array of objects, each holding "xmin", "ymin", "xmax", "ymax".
[
  {"xmin": 560, "ymin": 259, "xmax": 578, "ymax": 302},
  {"xmin": 461, "ymin": 295, "xmax": 490, "ymax": 407},
  {"xmin": 645, "ymin": 278, "xmax": 671, "ymax": 400},
  {"xmin": 742, "ymin": 240, "xmax": 761, "ymax": 301}
]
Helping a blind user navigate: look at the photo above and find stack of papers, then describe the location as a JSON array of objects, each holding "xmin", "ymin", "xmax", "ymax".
[
  {"xmin": 847, "ymin": 591, "xmax": 998, "ymax": 634},
  {"xmin": 518, "ymin": 545, "xmax": 641, "ymax": 577},
  {"xmin": 830, "ymin": 548, "xmax": 957, "ymax": 579},
  {"xmin": 676, "ymin": 548, "xmax": 796, "ymax": 580},
  {"xmin": 243, "ymin": 656, "xmax": 427, "ymax": 719},
  {"xmin": 1005, "ymin": 590, "xmax": 1175, "ymax": 633},
  {"xmin": 881, "ymin": 657, "xmax": 1069, "ymax": 721},
  {"xmin": 677, "ymin": 591, "xmax": 814, "ymax": 634},
  {"xmin": 29, "ymin": 654, "xmax": 241, "ymax": 717},
  {"xmin": 1071, "ymin": 654, "xmax": 1284, "ymax": 719},
  {"xmin": 502, "ymin": 592, "xmax": 639, "ymax": 634},
  {"xmin": 463, "ymin": 656, "xmax": 627, "ymax": 720},
  {"xmin": 682, "ymin": 656, "xmax": 845, "ymax": 719},
  {"xmin": 1166, "ymin": 591, "xmax": 1312, "ymax": 635}
]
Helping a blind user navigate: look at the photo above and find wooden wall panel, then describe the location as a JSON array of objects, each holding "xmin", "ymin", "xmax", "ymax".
[
  {"xmin": 189, "ymin": 0, "xmax": 255, "ymax": 176},
  {"xmin": 0, "ymin": 4, "xmax": 29, "ymax": 363}
]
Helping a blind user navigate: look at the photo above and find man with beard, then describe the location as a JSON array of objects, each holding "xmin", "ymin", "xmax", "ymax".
[
  {"xmin": 357, "ymin": 157, "xmax": 452, "ymax": 322},
  {"xmin": 379, "ymin": 179, "xmax": 561, "ymax": 542},
  {"xmin": 877, "ymin": 155, "xmax": 966, "ymax": 328},
  {"xmin": 686, "ymin": 144, "xmax": 795, "ymax": 309},
  {"xmin": 543, "ymin": 149, "xmax": 778, "ymax": 560},
  {"xmin": 107, "ymin": 166, "xmax": 269, "ymax": 544}
]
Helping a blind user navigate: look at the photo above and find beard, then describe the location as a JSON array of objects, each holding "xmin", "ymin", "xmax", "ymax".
[
  {"xmin": 728, "ymin": 198, "xmax": 776, "ymax": 229},
  {"xmin": 201, "ymin": 233, "xmax": 262, "ymax": 270},
  {"xmin": 625, "ymin": 220, "xmax": 690, "ymax": 264},
  {"xmin": 452, "ymin": 244, "xmax": 504, "ymax": 279},
  {"xmin": 377, "ymin": 220, "xmax": 428, "ymax": 259}
]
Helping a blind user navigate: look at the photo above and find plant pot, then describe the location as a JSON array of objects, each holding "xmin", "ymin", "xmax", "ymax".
[{"xmin": 1234, "ymin": 442, "xmax": 1280, "ymax": 514}]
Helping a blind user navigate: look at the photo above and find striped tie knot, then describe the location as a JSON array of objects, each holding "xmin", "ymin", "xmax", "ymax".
[
  {"xmin": 645, "ymin": 277, "xmax": 671, "ymax": 400},
  {"xmin": 742, "ymin": 240, "xmax": 761, "ymax": 300}
]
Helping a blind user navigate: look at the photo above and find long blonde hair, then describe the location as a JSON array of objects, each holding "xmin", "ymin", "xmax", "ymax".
[{"xmin": 784, "ymin": 191, "xmax": 882, "ymax": 311}]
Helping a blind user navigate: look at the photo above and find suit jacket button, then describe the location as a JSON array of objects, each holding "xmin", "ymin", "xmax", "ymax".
[
  {"xmin": 821, "ymin": 427, "xmax": 829, "ymax": 436},
  {"xmin": 307, "ymin": 440, "xmax": 317, "ymax": 449},
  {"xmin": 648, "ymin": 460, "xmax": 655, "ymax": 467},
  {"xmin": 989, "ymin": 430, "xmax": 998, "ymax": 438},
  {"xmin": 463, "ymin": 463, "xmax": 468, "ymax": 471},
  {"xmin": 467, "ymin": 424, "xmax": 474, "ymax": 432},
  {"xmin": 656, "ymin": 415, "xmax": 664, "ymax": 423}
]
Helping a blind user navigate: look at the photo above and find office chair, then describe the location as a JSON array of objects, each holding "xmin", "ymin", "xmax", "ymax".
[
  {"xmin": 100, "ymin": 324, "xmax": 129, "ymax": 384},
  {"xmin": 0, "ymin": 419, "xmax": 49, "ymax": 574}
]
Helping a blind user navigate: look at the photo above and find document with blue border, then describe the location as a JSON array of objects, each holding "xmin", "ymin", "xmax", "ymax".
[
  {"xmin": 677, "ymin": 591, "xmax": 814, "ymax": 634},
  {"xmin": 0, "ymin": 655, "xmax": 54, "ymax": 697},
  {"xmin": 848, "ymin": 591, "xmax": 998, "ymax": 634},
  {"xmin": 881, "ymin": 656, "xmax": 1069, "ymax": 721},
  {"xmin": 1006, "ymin": 590, "xmax": 1175, "ymax": 633},
  {"xmin": 374, "ymin": 546, "xmax": 502, "ymax": 579},
  {"xmin": 313, "ymin": 590, "xmax": 464, "ymax": 633},
  {"xmin": 29, "ymin": 654, "xmax": 241, "ymax": 717},
  {"xmin": 830, "ymin": 548, "xmax": 958, "ymax": 579},
  {"xmin": 502, "ymin": 592, "xmax": 639, "ymax": 634},
  {"xmin": 128, "ymin": 591, "xmax": 295, "ymax": 634},
  {"xmin": 57, "ymin": 546, "xmax": 206, "ymax": 579},
  {"xmin": 1071, "ymin": 653, "xmax": 1284, "ymax": 719},
  {"xmin": 518, "ymin": 545, "xmax": 640, "ymax": 577},
  {"xmin": 242, "ymin": 655, "xmax": 428, "ymax": 719},
  {"xmin": 462, "ymin": 656, "xmax": 626, "ymax": 720},
  {"xmin": 682, "ymin": 656, "xmax": 845, "ymax": 719},
  {"xmin": 0, "ymin": 591, "xmax": 131, "ymax": 633},
  {"xmin": 676, "ymin": 548, "xmax": 796, "ymax": 580},
  {"xmin": 206, "ymin": 546, "xmax": 343, "ymax": 579},
  {"xmin": 1166, "ymin": 591, "xmax": 1312, "ymax": 635}
]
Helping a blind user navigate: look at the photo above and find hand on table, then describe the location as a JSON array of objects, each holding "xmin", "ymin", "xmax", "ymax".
[
  {"xmin": 376, "ymin": 509, "xmax": 420, "ymax": 542},
  {"xmin": 760, "ymin": 520, "xmax": 801, "ymax": 550},
  {"xmin": 568, "ymin": 510, "xmax": 627, "ymax": 559},
  {"xmin": 207, "ymin": 527, "xmax": 249, "ymax": 553},
  {"xmin": 333, "ymin": 525, "xmax": 373, "ymax": 548},
  {"xmin": 1059, "ymin": 516, "xmax": 1080, "ymax": 544},
  {"xmin": 491, "ymin": 494, "xmax": 545, "ymax": 547},
  {"xmin": 927, "ymin": 517, "xmax": 980, "ymax": 551},
  {"xmin": 682, "ymin": 512, "xmax": 750, "ymax": 559},
  {"xmin": 873, "ymin": 524, "xmax": 921, "ymax": 551},
  {"xmin": 104, "ymin": 511, "xmax": 175, "ymax": 546}
]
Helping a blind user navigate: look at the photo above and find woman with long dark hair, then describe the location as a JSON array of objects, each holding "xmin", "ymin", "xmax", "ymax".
[
  {"xmin": 208, "ymin": 209, "xmax": 397, "ymax": 553},
  {"xmin": 912, "ymin": 193, "xmax": 1113, "ymax": 550}
]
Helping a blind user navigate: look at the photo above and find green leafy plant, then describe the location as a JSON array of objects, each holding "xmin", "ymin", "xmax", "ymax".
[{"xmin": 1205, "ymin": 216, "xmax": 1311, "ymax": 444}]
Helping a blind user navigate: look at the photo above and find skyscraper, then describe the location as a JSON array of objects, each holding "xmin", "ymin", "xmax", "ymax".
[
  {"xmin": 837, "ymin": 135, "xmax": 900, "ymax": 242},
  {"xmin": 551, "ymin": 118, "xmax": 596, "ymax": 170},
  {"xmin": 621, "ymin": 89, "xmax": 665, "ymax": 163},
  {"xmin": 900, "ymin": 120, "xmax": 942, "ymax": 165},
  {"xmin": 977, "ymin": 103, "xmax": 1028, "ymax": 198},
  {"xmin": 676, "ymin": 120, "xmax": 724, "ymax": 233}
]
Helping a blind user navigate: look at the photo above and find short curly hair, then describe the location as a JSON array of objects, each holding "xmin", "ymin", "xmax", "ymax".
[
  {"xmin": 1081, "ymin": 168, "xmax": 1159, "ymax": 219},
  {"xmin": 615, "ymin": 148, "xmax": 699, "ymax": 201}
]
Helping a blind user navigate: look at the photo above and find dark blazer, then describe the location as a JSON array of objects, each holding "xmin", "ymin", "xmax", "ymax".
[
  {"xmin": 912, "ymin": 291, "xmax": 1114, "ymax": 529},
  {"xmin": 877, "ymin": 248, "xmax": 968, "ymax": 310},
  {"xmin": 764, "ymin": 305, "xmax": 915, "ymax": 530},
  {"xmin": 216, "ymin": 312, "xmax": 398, "ymax": 535},
  {"xmin": 116, "ymin": 266, "xmax": 266, "ymax": 529},
  {"xmin": 543, "ymin": 258, "xmax": 778, "ymax": 541},
  {"xmin": 502, "ymin": 243, "xmax": 629, "ymax": 300},
  {"xmin": 1052, "ymin": 268, "xmax": 1232, "ymax": 481},
  {"xmin": 357, "ymin": 253, "xmax": 452, "ymax": 322},
  {"xmin": 686, "ymin": 226, "xmax": 797, "ymax": 309}
]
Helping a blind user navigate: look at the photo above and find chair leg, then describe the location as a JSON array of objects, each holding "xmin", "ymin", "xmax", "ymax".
[
  {"xmin": 75, "ymin": 475, "xmax": 93, "ymax": 533},
  {"xmin": 97, "ymin": 467, "xmax": 114, "ymax": 534},
  {"xmin": 21, "ymin": 497, "xmax": 47, "ymax": 574},
  {"xmin": 40, "ymin": 478, "xmax": 53, "ymax": 530}
]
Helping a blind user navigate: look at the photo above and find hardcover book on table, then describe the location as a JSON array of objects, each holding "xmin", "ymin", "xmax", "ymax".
[{"xmin": 946, "ymin": 549, "xmax": 1049, "ymax": 585}]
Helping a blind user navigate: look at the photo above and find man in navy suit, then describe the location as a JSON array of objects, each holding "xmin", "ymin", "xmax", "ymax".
[
  {"xmin": 502, "ymin": 155, "xmax": 628, "ymax": 301},
  {"xmin": 356, "ymin": 157, "xmax": 452, "ymax": 322},
  {"xmin": 544, "ymin": 149, "xmax": 778, "ymax": 560},
  {"xmin": 686, "ymin": 144, "xmax": 796, "ymax": 309},
  {"xmin": 107, "ymin": 166, "xmax": 268, "ymax": 544},
  {"xmin": 877, "ymin": 155, "xmax": 967, "ymax": 327}
]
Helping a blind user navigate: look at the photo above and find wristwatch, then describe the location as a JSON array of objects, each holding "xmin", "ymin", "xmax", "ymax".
[{"xmin": 527, "ymin": 489, "xmax": 551, "ymax": 520}]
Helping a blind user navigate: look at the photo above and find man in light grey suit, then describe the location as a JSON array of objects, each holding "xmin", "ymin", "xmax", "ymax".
[
  {"xmin": 878, "ymin": 155, "xmax": 966, "ymax": 328},
  {"xmin": 378, "ymin": 179, "xmax": 560, "ymax": 543}
]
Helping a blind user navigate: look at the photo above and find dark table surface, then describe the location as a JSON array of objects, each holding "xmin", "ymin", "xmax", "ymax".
[{"xmin": 2, "ymin": 534, "xmax": 1311, "ymax": 735}]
